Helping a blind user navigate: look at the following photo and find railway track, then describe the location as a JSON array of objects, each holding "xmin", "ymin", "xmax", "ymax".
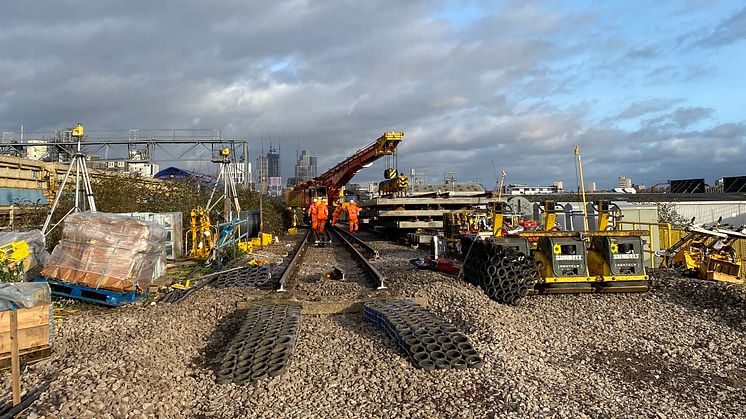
[
  {"xmin": 277, "ymin": 225, "xmax": 386, "ymax": 293},
  {"xmin": 332, "ymin": 226, "xmax": 379, "ymax": 259},
  {"xmin": 166, "ymin": 225, "xmax": 481, "ymax": 386}
]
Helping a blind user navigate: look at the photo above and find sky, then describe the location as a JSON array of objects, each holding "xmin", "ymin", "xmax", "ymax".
[{"xmin": 1, "ymin": 0, "xmax": 745, "ymax": 190}]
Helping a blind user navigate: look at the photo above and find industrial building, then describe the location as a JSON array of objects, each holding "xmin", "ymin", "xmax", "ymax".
[{"xmin": 504, "ymin": 182, "xmax": 564, "ymax": 195}]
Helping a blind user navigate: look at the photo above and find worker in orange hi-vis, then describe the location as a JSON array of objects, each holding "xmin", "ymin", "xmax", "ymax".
[
  {"xmin": 347, "ymin": 199, "xmax": 361, "ymax": 232},
  {"xmin": 316, "ymin": 197, "xmax": 329, "ymax": 234},
  {"xmin": 331, "ymin": 203, "xmax": 344, "ymax": 225},
  {"xmin": 308, "ymin": 197, "xmax": 319, "ymax": 232}
]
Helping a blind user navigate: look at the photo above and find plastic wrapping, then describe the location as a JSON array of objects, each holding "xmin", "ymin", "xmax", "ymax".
[
  {"xmin": 41, "ymin": 212, "xmax": 167, "ymax": 292},
  {"xmin": 0, "ymin": 229, "xmax": 49, "ymax": 269},
  {"xmin": 124, "ymin": 212, "xmax": 183, "ymax": 259},
  {"xmin": 0, "ymin": 282, "xmax": 51, "ymax": 311}
]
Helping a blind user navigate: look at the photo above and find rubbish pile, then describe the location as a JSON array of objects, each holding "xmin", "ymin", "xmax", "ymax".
[
  {"xmin": 363, "ymin": 299, "xmax": 482, "ymax": 370},
  {"xmin": 41, "ymin": 212, "xmax": 166, "ymax": 293}
]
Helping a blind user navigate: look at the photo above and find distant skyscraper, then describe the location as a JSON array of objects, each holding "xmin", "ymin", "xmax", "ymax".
[
  {"xmin": 287, "ymin": 149, "xmax": 317, "ymax": 187},
  {"xmin": 618, "ymin": 176, "xmax": 632, "ymax": 188},
  {"xmin": 267, "ymin": 145, "xmax": 281, "ymax": 178},
  {"xmin": 255, "ymin": 155, "xmax": 268, "ymax": 190},
  {"xmin": 256, "ymin": 144, "xmax": 282, "ymax": 197}
]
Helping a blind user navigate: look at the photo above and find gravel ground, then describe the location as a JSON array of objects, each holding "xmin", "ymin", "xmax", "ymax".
[{"xmin": 3, "ymin": 232, "xmax": 746, "ymax": 418}]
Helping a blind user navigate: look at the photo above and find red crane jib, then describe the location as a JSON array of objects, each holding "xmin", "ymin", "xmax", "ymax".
[{"xmin": 290, "ymin": 132, "xmax": 403, "ymax": 206}]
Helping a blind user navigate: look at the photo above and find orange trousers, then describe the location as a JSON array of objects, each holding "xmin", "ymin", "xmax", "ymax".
[
  {"xmin": 316, "ymin": 218, "xmax": 327, "ymax": 234},
  {"xmin": 349, "ymin": 220, "xmax": 358, "ymax": 232}
]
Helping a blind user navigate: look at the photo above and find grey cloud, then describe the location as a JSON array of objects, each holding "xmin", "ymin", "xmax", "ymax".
[
  {"xmin": 607, "ymin": 98, "xmax": 684, "ymax": 121},
  {"xmin": 644, "ymin": 65, "xmax": 712, "ymax": 83},
  {"xmin": 639, "ymin": 106, "xmax": 714, "ymax": 129},
  {"xmin": 688, "ymin": 6, "xmax": 746, "ymax": 48},
  {"xmin": 0, "ymin": 1, "xmax": 744, "ymax": 191},
  {"xmin": 622, "ymin": 44, "xmax": 659, "ymax": 60},
  {"xmin": 671, "ymin": 107, "xmax": 715, "ymax": 128}
]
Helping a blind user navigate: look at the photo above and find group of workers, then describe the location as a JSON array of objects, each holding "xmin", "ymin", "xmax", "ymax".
[{"xmin": 307, "ymin": 197, "xmax": 361, "ymax": 234}]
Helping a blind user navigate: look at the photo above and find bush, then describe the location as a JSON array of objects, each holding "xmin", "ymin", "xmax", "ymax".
[{"xmin": 18, "ymin": 174, "xmax": 291, "ymax": 250}]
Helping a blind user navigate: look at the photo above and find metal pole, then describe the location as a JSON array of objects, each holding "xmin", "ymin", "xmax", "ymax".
[
  {"xmin": 575, "ymin": 146, "xmax": 589, "ymax": 232},
  {"xmin": 206, "ymin": 165, "xmax": 225, "ymax": 212},
  {"xmin": 229, "ymin": 164, "xmax": 241, "ymax": 213},
  {"xmin": 223, "ymin": 161, "xmax": 230, "ymax": 222},
  {"xmin": 81, "ymin": 158, "xmax": 97, "ymax": 212},
  {"xmin": 74, "ymin": 157, "xmax": 81, "ymax": 211},
  {"xmin": 243, "ymin": 141, "xmax": 249, "ymax": 188},
  {"xmin": 42, "ymin": 158, "xmax": 75, "ymax": 234},
  {"xmin": 10, "ymin": 308, "xmax": 21, "ymax": 406},
  {"xmin": 259, "ymin": 167, "xmax": 265, "ymax": 249}
]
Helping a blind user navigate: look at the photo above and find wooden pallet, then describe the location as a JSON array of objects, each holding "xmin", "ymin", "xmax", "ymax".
[
  {"xmin": 0, "ymin": 304, "xmax": 52, "ymax": 356},
  {"xmin": 0, "ymin": 345, "xmax": 52, "ymax": 370},
  {"xmin": 32, "ymin": 278, "xmax": 148, "ymax": 307}
]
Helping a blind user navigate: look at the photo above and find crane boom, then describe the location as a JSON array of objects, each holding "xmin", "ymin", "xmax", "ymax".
[{"xmin": 286, "ymin": 132, "xmax": 404, "ymax": 208}]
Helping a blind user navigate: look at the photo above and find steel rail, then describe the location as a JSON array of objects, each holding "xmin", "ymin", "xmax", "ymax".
[
  {"xmin": 277, "ymin": 227, "xmax": 312, "ymax": 292},
  {"xmin": 332, "ymin": 226, "xmax": 379, "ymax": 259},
  {"xmin": 329, "ymin": 226, "xmax": 386, "ymax": 290}
]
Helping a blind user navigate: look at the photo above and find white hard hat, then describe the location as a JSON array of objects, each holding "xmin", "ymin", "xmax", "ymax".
[
  {"xmin": 312, "ymin": 197, "xmax": 318, "ymax": 202},
  {"xmin": 350, "ymin": 199, "xmax": 354, "ymax": 203}
]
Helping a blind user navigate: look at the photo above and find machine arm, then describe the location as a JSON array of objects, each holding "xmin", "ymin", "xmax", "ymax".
[{"xmin": 289, "ymin": 132, "xmax": 403, "ymax": 206}]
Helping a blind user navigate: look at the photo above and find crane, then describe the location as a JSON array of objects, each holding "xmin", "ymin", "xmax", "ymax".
[{"xmin": 286, "ymin": 132, "xmax": 404, "ymax": 209}]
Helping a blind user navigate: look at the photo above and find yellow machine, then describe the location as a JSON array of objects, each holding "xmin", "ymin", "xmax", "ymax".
[
  {"xmin": 71, "ymin": 123, "xmax": 84, "ymax": 139},
  {"xmin": 185, "ymin": 206, "xmax": 216, "ymax": 259},
  {"xmin": 586, "ymin": 200, "xmax": 647, "ymax": 288},
  {"xmin": 491, "ymin": 202, "xmax": 505, "ymax": 237},
  {"xmin": 0, "ymin": 241, "xmax": 30, "ymax": 266},
  {"xmin": 659, "ymin": 223, "xmax": 745, "ymax": 284},
  {"xmin": 286, "ymin": 132, "xmax": 404, "ymax": 210},
  {"xmin": 378, "ymin": 168, "xmax": 409, "ymax": 196},
  {"xmin": 518, "ymin": 200, "xmax": 648, "ymax": 293},
  {"xmin": 443, "ymin": 210, "xmax": 486, "ymax": 251},
  {"xmin": 0, "ymin": 240, "xmax": 30, "ymax": 281}
]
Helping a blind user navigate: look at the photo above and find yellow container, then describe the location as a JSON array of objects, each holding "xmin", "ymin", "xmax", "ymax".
[
  {"xmin": 237, "ymin": 242, "xmax": 253, "ymax": 253},
  {"xmin": 250, "ymin": 233, "xmax": 273, "ymax": 247}
]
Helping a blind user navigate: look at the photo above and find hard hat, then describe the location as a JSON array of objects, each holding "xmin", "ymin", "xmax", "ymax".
[
  {"xmin": 313, "ymin": 197, "xmax": 318, "ymax": 202},
  {"xmin": 350, "ymin": 199, "xmax": 354, "ymax": 203},
  {"xmin": 322, "ymin": 197, "xmax": 327, "ymax": 201}
]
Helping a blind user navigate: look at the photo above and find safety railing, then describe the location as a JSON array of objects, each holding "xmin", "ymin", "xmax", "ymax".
[{"xmin": 617, "ymin": 221, "xmax": 673, "ymax": 268}]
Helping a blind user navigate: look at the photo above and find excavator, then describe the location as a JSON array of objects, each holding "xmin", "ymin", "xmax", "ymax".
[{"xmin": 286, "ymin": 132, "xmax": 404, "ymax": 224}]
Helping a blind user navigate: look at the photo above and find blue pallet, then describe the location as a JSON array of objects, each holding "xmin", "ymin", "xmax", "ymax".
[{"xmin": 32, "ymin": 278, "xmax": 147, "ymax": 307}]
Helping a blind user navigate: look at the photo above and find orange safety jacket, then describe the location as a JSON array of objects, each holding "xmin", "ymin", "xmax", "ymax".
[
  {"xmin": 347, "ymin": 204, "xmax": 360, "ymax": 222},
  {"xmin": 317, "ymin": 203, "xmax": 329, "ymax": 220},
  {"xmin": 332, "ymin": 205, "xmax": 344, "ymax": 224}
]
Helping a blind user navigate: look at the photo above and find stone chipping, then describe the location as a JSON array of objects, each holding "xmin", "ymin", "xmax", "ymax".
[{"xmin": 2, "ymin": 234, "xmax": 745, "ymax": 418}]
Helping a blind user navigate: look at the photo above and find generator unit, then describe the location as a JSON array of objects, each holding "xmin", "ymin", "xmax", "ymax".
[
  {"xmin": 588, "ymin": 236, "xmax": 648, "ymax": 291},
  {"xmin": 491, "ymin": 236, "xmax": 530, "ymax": 256},
  {"xmin": 533, "ymin": 236, "xmax": 592, "ymax": 290}
]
